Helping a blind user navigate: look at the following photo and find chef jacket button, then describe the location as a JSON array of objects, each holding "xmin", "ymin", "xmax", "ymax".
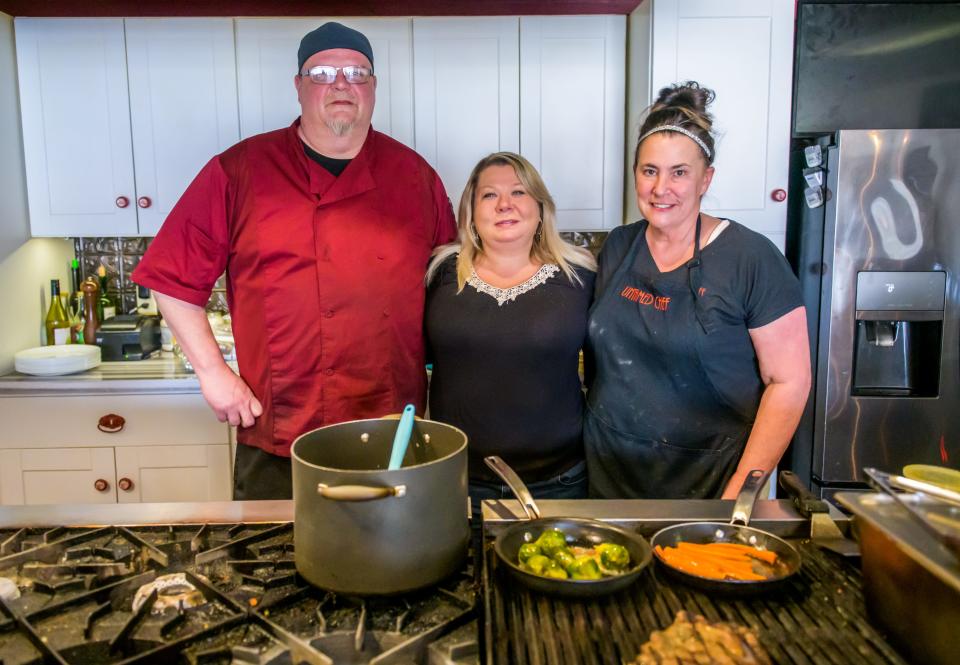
[
  {"xmin": 382, "ymin": 309, "xmax": 390, "ymax": 317},
  {"xmin": 324, "ymin": 368, "xmax": 335, "ymax": 376},
  {"xmin": 323, "ymin": 310, "xmax": 334, "ymax": 318}
]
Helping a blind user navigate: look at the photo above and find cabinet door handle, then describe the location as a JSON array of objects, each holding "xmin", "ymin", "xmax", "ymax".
[
  {"xmin": 97, "ymin": 414, "xmax": 125, "ymax": 433},
  {"xmin": 115, "ymin": 196, "xmax": 130, "ymax": 208},
  {"xmin": 118, "ymin": 477, "xmax": 134, "ymax": 492},
  {"xmin": 94, "ymin": 478, "xmax": 110, "ymax": 492},
  {"xmin": 771, "ymin": 188, "xmax": 787, "ymax": 202},
  {"xmin": 137, "ymin": 196, "xmax": 152, "ymax": 209}
]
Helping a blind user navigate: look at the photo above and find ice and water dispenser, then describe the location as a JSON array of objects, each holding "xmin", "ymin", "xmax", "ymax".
[{"xmin": 852, "ymin": 272, "xmax": 945, "ymax": 397}]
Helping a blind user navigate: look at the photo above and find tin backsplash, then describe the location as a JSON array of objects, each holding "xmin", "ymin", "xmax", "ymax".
[
  {"xmin": 74, "ymin": 231, "xmax": 608, "ymax": 314},
  {"xmin": 73, "ymin": 238, "xmax": 228, "ymax": 313}
]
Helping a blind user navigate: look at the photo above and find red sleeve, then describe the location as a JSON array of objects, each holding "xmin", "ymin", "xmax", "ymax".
[
  {"xmin": 431, "ymin": 171, "xmax": 458, "ymax": 247},
  {"xmin": 131, "ymin": 157, "xmax": 231, "ymax": 307}
]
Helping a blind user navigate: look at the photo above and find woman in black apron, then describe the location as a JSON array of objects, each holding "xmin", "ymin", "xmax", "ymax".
[{"xmin": 584, "ymin": 82, "xmax": 811, "ymax": 500}]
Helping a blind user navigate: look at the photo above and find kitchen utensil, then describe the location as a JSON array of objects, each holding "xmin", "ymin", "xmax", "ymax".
[
  {"xmin": 14, "ymin": 344, "xmax": 101, "ymax": 376},
  {"xmin": 779, "ymin": 470, "xmax": 860, "ymax": 556},
  {"xmin": 902, "ymin": 464, "xmax": 960, "ymax": 493},
  {"xmin": 291, "ymin": 417, "xmax": 469, "ymax": 595},
  {"xmin": 836, "ymin": 490, "xmax": 960, "ymax": 665},
  {"xmin": 387, "ymin": 403, "xmax": 416, "ymax": 470},
  {"xmin": 889, "ymin": 472, "xmax": 960, "ymax": 508},
  {"xmin": 863, "ymin": 467, "xmax": 960, "ymax": 560},
  {"xmin": 650, "ymin": 470, "xmax": 802, "ymax": 594},
  {"xmin": 483, "ymin": 456, "xmax": 652, "ymax": 598}
]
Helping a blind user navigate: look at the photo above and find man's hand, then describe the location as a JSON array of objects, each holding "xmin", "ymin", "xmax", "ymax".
[{"xmin": 197, "ymin": 364, "xmax": 263, "ymax": 428}]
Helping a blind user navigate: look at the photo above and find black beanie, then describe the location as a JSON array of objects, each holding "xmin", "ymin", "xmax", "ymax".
[{"xmin": 297, "ymin": 22, "xmax": 375, "ymax": 73}]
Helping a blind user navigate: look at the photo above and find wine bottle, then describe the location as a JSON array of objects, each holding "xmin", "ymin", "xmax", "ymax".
[
  {"xmin": 45, "ymin": 279, "xmax": 72, "ymax": 346},
  {"xmin": 68, "ymin": 258, "xmax": 83, "ymax": 342},
  {"xmin": 96, "ymin": 265, "xmax": 117, "ymax": 322}
]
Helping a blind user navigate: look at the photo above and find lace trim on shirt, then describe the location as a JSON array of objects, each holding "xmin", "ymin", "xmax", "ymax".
[{"xmin": 468, "ymin": 263, "xmax": 560, "ymax": 306}]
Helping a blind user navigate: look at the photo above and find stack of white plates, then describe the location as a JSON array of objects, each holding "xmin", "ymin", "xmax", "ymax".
[{"xmin": 14, "ymin": 345, "xmax": 101, "ymax": 376}]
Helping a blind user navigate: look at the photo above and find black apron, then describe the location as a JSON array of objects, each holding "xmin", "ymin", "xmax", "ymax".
[{"xmin": 584, "ymin": 216, "xmax": 756, "ymax": 499}]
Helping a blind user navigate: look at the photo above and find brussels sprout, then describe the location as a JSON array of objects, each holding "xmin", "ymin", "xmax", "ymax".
[
  {"xmin": 596, "ymin": 543, "xmax": 631, "ymax": 570},
  {"xmin": 552, "ymin": 547, "xmax": 576, "ymax": 572},
  {"xmin": 524, "ymin": 554, "xmax": 551, "ymax": 575},
  {"xmin": 542, "ymin": 562, "xmax": 569, "ymax": 579},
  {"xmin": 518, "ymin": 542, "xmax": 541, "ymax": 564},
  {"xmin": 569, "ymin": 556, "xmax": 602, "ymax": 580},
  {"xmin": 534, "ymin": 529, "xmax": 568, "ymax": 557}
]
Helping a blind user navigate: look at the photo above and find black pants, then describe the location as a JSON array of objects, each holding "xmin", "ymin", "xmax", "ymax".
[{"xmin": 234, "ymin": 445, "xmax": 293, "ymax": 500}]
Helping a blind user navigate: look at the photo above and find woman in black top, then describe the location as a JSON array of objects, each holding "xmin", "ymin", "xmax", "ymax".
[
  {"xmin": 425, "ymin": 152, "xmax": 596, "ymax": 509},
  {"xmin": 585, "ymin": 82, "xmax": 811, "ymax": 500}
]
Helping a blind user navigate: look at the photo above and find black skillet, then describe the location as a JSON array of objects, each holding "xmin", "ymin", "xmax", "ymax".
[
  {"xmin": 483, "ymin": 456, "xmax": 652, "ymax": 598},
  {"xmin": 650, "ymin": 469, "xmax": 802, "ymax": 595}
]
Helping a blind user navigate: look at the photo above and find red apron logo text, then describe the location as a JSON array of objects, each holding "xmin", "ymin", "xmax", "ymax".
[{"xmin": 620, "ymin": 286, "xmax": 671, "ymax": 311}]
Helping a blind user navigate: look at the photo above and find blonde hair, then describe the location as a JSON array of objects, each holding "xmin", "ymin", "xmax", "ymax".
[{"xmin": 426, "ymin": 152, "xmax": 596, "ymax": 290}]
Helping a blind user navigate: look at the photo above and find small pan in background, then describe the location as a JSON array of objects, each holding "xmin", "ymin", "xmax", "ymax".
[
  {"xmin": 650, "ymin": 470, "xmax": 802, "ymax": 595},
  {"xmin": 484, "ymin": 456, "xmax": 652, "ymax": 599}
]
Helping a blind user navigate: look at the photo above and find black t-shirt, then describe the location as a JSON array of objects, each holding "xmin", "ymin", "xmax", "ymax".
[
  {"xmin": 426, "ymin": 256, "xmax": 595, "ymax": 484},
  {"xmin": 590, "ymin": 219, "xmax": 804, "ymax": 421},
  {"xmin": 301, "ymin": 141, "xmax": 351, "ymax": 176}
]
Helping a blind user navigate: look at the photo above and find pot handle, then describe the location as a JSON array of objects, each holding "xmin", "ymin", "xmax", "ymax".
[
  {"xmin": 730, "ymin": 469, "xmax": 770, "ymax": 526},
  {"xmin": 317, "ymin": 483, "xmax": 407, "ymax": 501}
]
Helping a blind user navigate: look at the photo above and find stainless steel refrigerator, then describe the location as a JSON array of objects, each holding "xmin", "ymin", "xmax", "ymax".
[{"xmin": 792, "ymin": 129, "xmax": 960, "ymax": 499}]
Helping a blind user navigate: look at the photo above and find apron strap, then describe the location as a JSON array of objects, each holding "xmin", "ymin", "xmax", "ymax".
[{"xmin": 685, "ymin": 214, "xmax": 713, "ymax": 334}]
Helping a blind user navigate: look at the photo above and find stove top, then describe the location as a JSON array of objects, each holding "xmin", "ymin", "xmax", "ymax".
[{"xmin": 0, "ymin": 522, "xmax": 476, "ymax": 665}]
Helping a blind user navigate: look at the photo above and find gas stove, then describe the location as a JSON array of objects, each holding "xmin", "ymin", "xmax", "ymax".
[{"xmin": 0, "ymin": 503, "xmax": 476, "ymax": 665}]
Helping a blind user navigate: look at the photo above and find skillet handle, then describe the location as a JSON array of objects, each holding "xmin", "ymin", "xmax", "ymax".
[
  {"xmin": 779, "ymin": 470, "xmax": 829, "ymax": 517},
  {"xmin": 317, "ymin": 484, "xmax": 407, "ymax": 501},
  {"xmin": 483, "ymin": 456, "xmax": 541, "ymax": 519},
  {"xmin": 730, "ymin": 469, "xmax": 770, "ymax": 526}
]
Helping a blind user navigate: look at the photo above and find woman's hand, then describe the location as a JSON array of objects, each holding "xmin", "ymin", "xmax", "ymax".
[{"xmin": 721, "ymin": 306, "xmax": 811, "ymax": 499}]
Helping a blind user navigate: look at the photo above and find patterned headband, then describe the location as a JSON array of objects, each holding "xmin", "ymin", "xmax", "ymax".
[{"xmin": 638, "ymin": 124, "xmax": 712, "ymax": 160}]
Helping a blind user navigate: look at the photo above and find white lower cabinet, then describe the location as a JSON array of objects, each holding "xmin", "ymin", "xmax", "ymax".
[{"xmin": 0, "ymin": 393, "xmax": 232, "ymax": 506}]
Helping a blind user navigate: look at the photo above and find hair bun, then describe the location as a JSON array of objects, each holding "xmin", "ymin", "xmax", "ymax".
[{"xmin": 654, "ymin": 81, "xmax": 715, "ymax": 115}]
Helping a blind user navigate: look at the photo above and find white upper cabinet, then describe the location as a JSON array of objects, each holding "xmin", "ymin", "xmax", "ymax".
[
  {"xmin": 413, "ymin": 17, "xmax": 521, "ymax": 215},
  {"xmin": 520, "ymin": 16, "xmax": 625, "ymax": 230},
  {"xmin": 15, "ymin": 18, "xmax": 239, "ymax": 237},
  {"xmin": 16, "ymin": 19, "xmax": 138, "ymax": 237},
  {"xmin": 236, "ymin": 18, "xmax": 414, "ymax": 146},
  {"xmin": 651, "ymin": 0, "xmax": 795, "ymax": 249},
  {"xmin": 125, "ymin": 19, "xmax": 240, "ymax": 236}
]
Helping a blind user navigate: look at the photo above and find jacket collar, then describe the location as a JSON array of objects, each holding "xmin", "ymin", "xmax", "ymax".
[{"xmin": 289, "ymin": 119, "xmax": 377, "ymax": 204}]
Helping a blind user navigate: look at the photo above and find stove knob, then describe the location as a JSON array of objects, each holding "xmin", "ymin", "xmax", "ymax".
[
  {"xmin": 94, "ymin": 479, "xmax": 110, "ymax": 492},
  {"xmin": 98, "ymin": 414, "xmax": 125, "ymax": 433},
  {"xmin": 118, "ymin": 477, "xmax": 134, "ymax": 492}
]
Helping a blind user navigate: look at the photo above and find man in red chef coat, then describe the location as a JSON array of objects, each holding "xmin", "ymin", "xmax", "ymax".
[{"xmin": 133, "ymin": 23, "xmax": 456, "ymax": 499}]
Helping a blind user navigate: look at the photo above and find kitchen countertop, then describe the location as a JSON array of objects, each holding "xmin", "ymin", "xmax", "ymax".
[{"xmin": 0, "ymin": 354, "xmax": 237, "ymax": 395}]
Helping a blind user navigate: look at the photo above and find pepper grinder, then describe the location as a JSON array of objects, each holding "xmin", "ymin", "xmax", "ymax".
[{"xmin": 81, "ymin": 278, "xmax": 100, "ymax": 346}]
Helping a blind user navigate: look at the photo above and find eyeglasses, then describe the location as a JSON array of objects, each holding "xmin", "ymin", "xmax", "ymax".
[{"xmin": 300, "ymin": 65, "xmax": 373, "ymax": 84}]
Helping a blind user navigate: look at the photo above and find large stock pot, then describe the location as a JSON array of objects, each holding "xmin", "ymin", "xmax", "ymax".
[{"xmin": 291, "ymin": 417, "xmax": 469, "ymax": 595}]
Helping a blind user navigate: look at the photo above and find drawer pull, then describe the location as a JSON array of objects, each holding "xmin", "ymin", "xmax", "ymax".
[
  {"xmin": 118, "ymin": 477, "xmax": 134, "ymax": 492},
  {"xmin": 98, "ymin": 414, "xmax": 126, "ymax": 433},
  {"xmin": 94, "ymin": 478, "xmax": 110, "ymax": 492}
]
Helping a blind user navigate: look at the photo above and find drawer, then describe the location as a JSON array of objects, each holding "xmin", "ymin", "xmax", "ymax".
[{"xmin": 0, "ymin": 393, "xmax": 228, "ymax": 447}]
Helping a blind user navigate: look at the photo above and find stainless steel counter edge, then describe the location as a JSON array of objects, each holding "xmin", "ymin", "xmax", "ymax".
[
  {"xmin": 0, "ymin": 357, "xmax": 238, "ymax": 395},
  {"xmin": 0, "ymin": 500, "xmax": 294, "ymax": 528},
  {"xmin": 480, "ymin": 498, "xmax": 846, "ymax": 538}
]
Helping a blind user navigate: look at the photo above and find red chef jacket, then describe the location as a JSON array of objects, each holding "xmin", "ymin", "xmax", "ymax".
[{"xmin": 132, "ymin": 121, "xmax": 456, "ymax": 456}]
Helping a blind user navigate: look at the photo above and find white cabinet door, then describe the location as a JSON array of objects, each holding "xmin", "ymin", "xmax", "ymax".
[
  {"xmin": 125, "ymin": 19, "xmax": 239, "ymax": 236},
  {"xmin": 520, "ymin": 16, "xmax": 625, "ymax": 230},
  {"xmin": 114, "ymin": 444, "xmax": 231, "ymax": 503},
  {"xmin": 0, "ymin": 447, "xmax": 117, "ymax": 505},
  {"xmin": 236, "ymin": 18, "xmax": 414, "ymax": 146},
  {"xmin": 651, "ymin": 0, "xmax": 795, "ymax": 250},
  {"xmin": 413, "ymin": 18, "xmax": 520, "ymax": 212},
  {"xmin": 15, "ymin": 18, "xmax": 138, "ymax": 237}
]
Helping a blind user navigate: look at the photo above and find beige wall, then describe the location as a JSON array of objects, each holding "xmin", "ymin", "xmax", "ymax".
[
  {"xmin": 0, "ymin": 12, "xmax": 73, "ymax": 373},
  {"xmin": 624, "ymin": 1, "xmax": 652, "ymax": 225}
]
